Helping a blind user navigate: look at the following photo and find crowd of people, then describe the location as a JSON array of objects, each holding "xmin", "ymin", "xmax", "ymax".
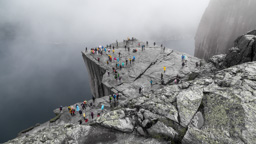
[{"xmin": 78, "ymin": 40, "xmax": 204, "ymax": 123}]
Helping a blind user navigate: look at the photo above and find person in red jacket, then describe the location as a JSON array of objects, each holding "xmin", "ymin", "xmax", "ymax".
[{"xmin": 91, "ymin": 112, "xmax": 94, "ymax": 119}]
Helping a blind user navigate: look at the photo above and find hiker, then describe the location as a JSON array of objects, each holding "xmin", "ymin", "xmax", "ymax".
[
  {"xmin": 117, "ymin": 94, "xmax": 119, "ymax": 101},
  {"xmin": 113, "ymin": 49, "xmax": 115, "ymax": 53},
  {"xmin": 113, "ymin": 46, "xmax": 115, "ymax": 49},
  {"xmin": 113, "ymin": 94, "xmax": 116, "ymax": 102},
  {"xmin": 98, "ymin": 58, "xmax": 100, "ymax": 62},
  {"xmin": 85, "ymin": 118, "xmax": 88, "ymax": 123},
  {"xmin": 128, "ymin": 47, "xmax": 130, "ymax": 52},
  {"xmin": 139, "ymin": 87, "xmax": 142, "ymax": 94},
  {"xmin": 101, "ymin": 105, "xmax": 104, "ymax": 112},
  {"xmin": 90, "ymin": 102, "xmax": 93, "ymax": 107},
  {"xmin": 182, "ymin": 62, "xmax": 185, "ymax": 67},
  {"xmin": 133, "ymin": 56, "xmax": 135, "ymax": 61},
  {"xmin": 163, "ymin": 67, "xmax": 166, "ymax": 73},
  {"xmin": 91, "ymin": 112, "xmax": 94, "ymax": 119},
  {"xmin": 122, "ymin": 62, "xmax": 124, "ymax": 67},
  {"xmin": 78, "ymin": 120, "xmax": 82, "ymax": 125},
  {"xmin": 93, "ymin": 96, "xmax": 95, "ymax": 103},
  {"xmin": 59, "ymin": 106, "xmax": 63, "ymax": 112},
  {"xmin": 146, "ymin": 41, "xmax": 148, "ymax": 46},
  {"xmin": 126, "ymin": 60, "xmax": 128, "ymax": 65},
  {"xmin": 150, "ymin": 79, "xmax": 153, "ymax": 86},
  {"xmin": 129, "ymin": 58, "xmax": 132, "ymax": 64},
  {"xmin": 83, "ymin": 113, "xmax": 86, "ymax": 120},
  {"xmin": 85, "ymin": 47, "xmax": 87, "ymax": 52},
  {"xmin": 161, "ymin": 73, "xmax": 163, "ymax": 80},
  {"xmin": 125, "ymin": 45, "xmax": 127, "ymax": 50},
  {"xmin": 181, "ymin": 54, "xmax": 185, "ymax": 62},
  {"xmin": 81, "ymin": 103, "xmax": 85, "ymax": 110},
  {"xmin": 120, "ymin": 65, "xmax": 122, "ymax": 70},
  {"xmin": 76, "ymin": 104, "xmax": 80, "ymax": 112},
  {"xmin": 196, "ymin": 62, "xmax": 199, "ymax": 67},
  {"xmin": 199, "ymin": 61, "xmax": 202, "ymax": 67},
  {"xmin": 154, "ymin": 42, "xmax": 156, "ymax": 46},
  {"xmin": 163, "ymin": 47, "xmax": 165, "ymax": 52},
  {"xmin": 97, "ymin": 112, "xmax": 100, "ymax": 117},
  {"xmin": 118, "ymin": 52, "xmax": 121, "ymax": 57},
  {"xmin": 161, "ymin": 44, "xmax": 163, "ymax": 48},
  {"xmin": 72, "ymin": 109, "xmax": 75, "ymax": 116},
  {"xmin": 68, "ymin": 106, "xmax": 72, "ymax": 115},
  {"xmin": 109, "ymin": 95, "xmax": 112, "ymax": 103},
  {"xmin": 79, "ymin": 110, "xmax": 82, "ymax": 115},
  {"xmin": 116, "ymin": 63, "xmax": 118, "ymax": 69},
  {"xmin": 108, "ymin": 71, "xmax": 110, "ymax": 76},
  {"xmin": 107, "ymin": 60, "xmax": 109, "ymax": 65},
  {"xmin": 119, "ymin": 76, "xmax": 122, "ymax": 82}
]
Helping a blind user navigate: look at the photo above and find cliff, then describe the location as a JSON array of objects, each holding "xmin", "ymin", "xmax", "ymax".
[
  {"xmin": 195, "ymin": 0, "xmax": 256, "ymax": 60},
  {"xmin": 6, "ymin": 36, "xmax": 256, "ymax": 143}
]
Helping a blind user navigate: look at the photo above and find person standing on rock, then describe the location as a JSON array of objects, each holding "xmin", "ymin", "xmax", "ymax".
[
  {"xmin": 93, "ymin": 96, "xmax": 95, "ymax": 103},
  {"xmin": 113, "ymin": 49, "xmax": 115, "ymax": 53},
  {"xmin": 118, "ymin": 52, "xmax": 121, "ymax": 58},
  {"xmin": 182, "ymin": 62, "xmax": 185, "ymax": 67},
  {"xmin": 107, "ymin": 60, "xmax": 109, "ymax": 65},
  {"xmin": 150, "ymin": 79, "xmax": 153, "ymax": 87},
  {"xmin": 91, "ymin": 112, "xmax": 94, "ymax": 119},
  {"xmin": 85, "ymin": 47, "xmax": 87, "ymax": 52},
  {"xmin": 59, "ymin": 106, "xmax": 63, "ymax": 112},
  {"xmin": 109, "ymin": 95, "xmax": 112, "ymax": 103},
  {"xmin": 117, "ymin": 94, "xmax": 119, "ymax": 101},
  {"xmin": 78, "ymin": 120, "xmax": 82, "ymax": 125},
  {"xmin": 129, "ymin": 58, "xmax": 132, "ymax": 64},
  {"xmin": 139, "ymin": 87, "xmax": 142, "ymax": 94},
  {"xmin": 113, "ymin": 94, "xmax": 116, "ymax": 102},
  {"xmin": 163, "ymin": 67, "xmax": 166, "ymax": 73},
  {"xmin": 154, "ymin": 42, "xmax": 156, "ymax": 46}
]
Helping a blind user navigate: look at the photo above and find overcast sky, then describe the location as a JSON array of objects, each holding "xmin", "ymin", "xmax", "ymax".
[{"xmin": 0, "ymin": 0, "xmax": 210, "ymax": 46}]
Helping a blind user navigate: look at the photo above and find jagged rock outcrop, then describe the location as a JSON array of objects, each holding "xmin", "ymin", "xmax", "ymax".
[
  {"xmin": 195, "ymin": 0, "xmax": 256, "ymax": 60},
  {"xmin": 223, "ymin": 31, "xmax": 256, "ymax": 67},
  {"xmin": 6, "ymin": 37, "xmax": 256, "ymax": 144}
]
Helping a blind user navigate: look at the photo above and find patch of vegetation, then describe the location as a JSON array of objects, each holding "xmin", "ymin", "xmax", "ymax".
[{"xmin": 50, "ymin": 114, "xmax": 61, "ymax": 123}]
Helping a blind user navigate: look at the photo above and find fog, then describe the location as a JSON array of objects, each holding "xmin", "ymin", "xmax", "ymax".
[{"xmin": 0, "ymin": 0, "xmax": 209, "ymax": 142}]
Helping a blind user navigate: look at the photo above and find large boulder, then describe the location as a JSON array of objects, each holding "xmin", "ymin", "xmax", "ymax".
[
  {"xmin": 223, "ymin": 32, "xmax": 256, "ymax": 67},
  {"xmin": 147, "ymin": 121, "xmax": 178, "ymax": 140},
  {"xmin": 183, "ymin": 62, "xmax": 256, "ymax": 144},
  {"xmin": 96, "ymin": 109, "xmax": 134, "ymax": 133}
]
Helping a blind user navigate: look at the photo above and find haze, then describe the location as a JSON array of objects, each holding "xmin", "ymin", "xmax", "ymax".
[{"xmin": 0, "ymin": 0, "xmax": 209, "ymax": 142}]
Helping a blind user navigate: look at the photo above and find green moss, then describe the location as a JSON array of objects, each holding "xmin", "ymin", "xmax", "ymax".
[{"xmin": 50, "ymin": 114, "xmax": 61, "ymax": 123}]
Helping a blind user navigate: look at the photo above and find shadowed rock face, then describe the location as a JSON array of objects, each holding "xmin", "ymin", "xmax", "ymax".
[{"xmin": 195, "ymin": 0, "xmax": 256, "ymax": 60}]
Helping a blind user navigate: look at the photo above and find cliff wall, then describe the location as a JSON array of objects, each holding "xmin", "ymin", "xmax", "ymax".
[
  {"xmin": 82, "ymin": 52, "xmax": 112, "ymax": 98},
  {"xmin": 195, "ymin": 0, "xmax": 256, "ymax": 60}
]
